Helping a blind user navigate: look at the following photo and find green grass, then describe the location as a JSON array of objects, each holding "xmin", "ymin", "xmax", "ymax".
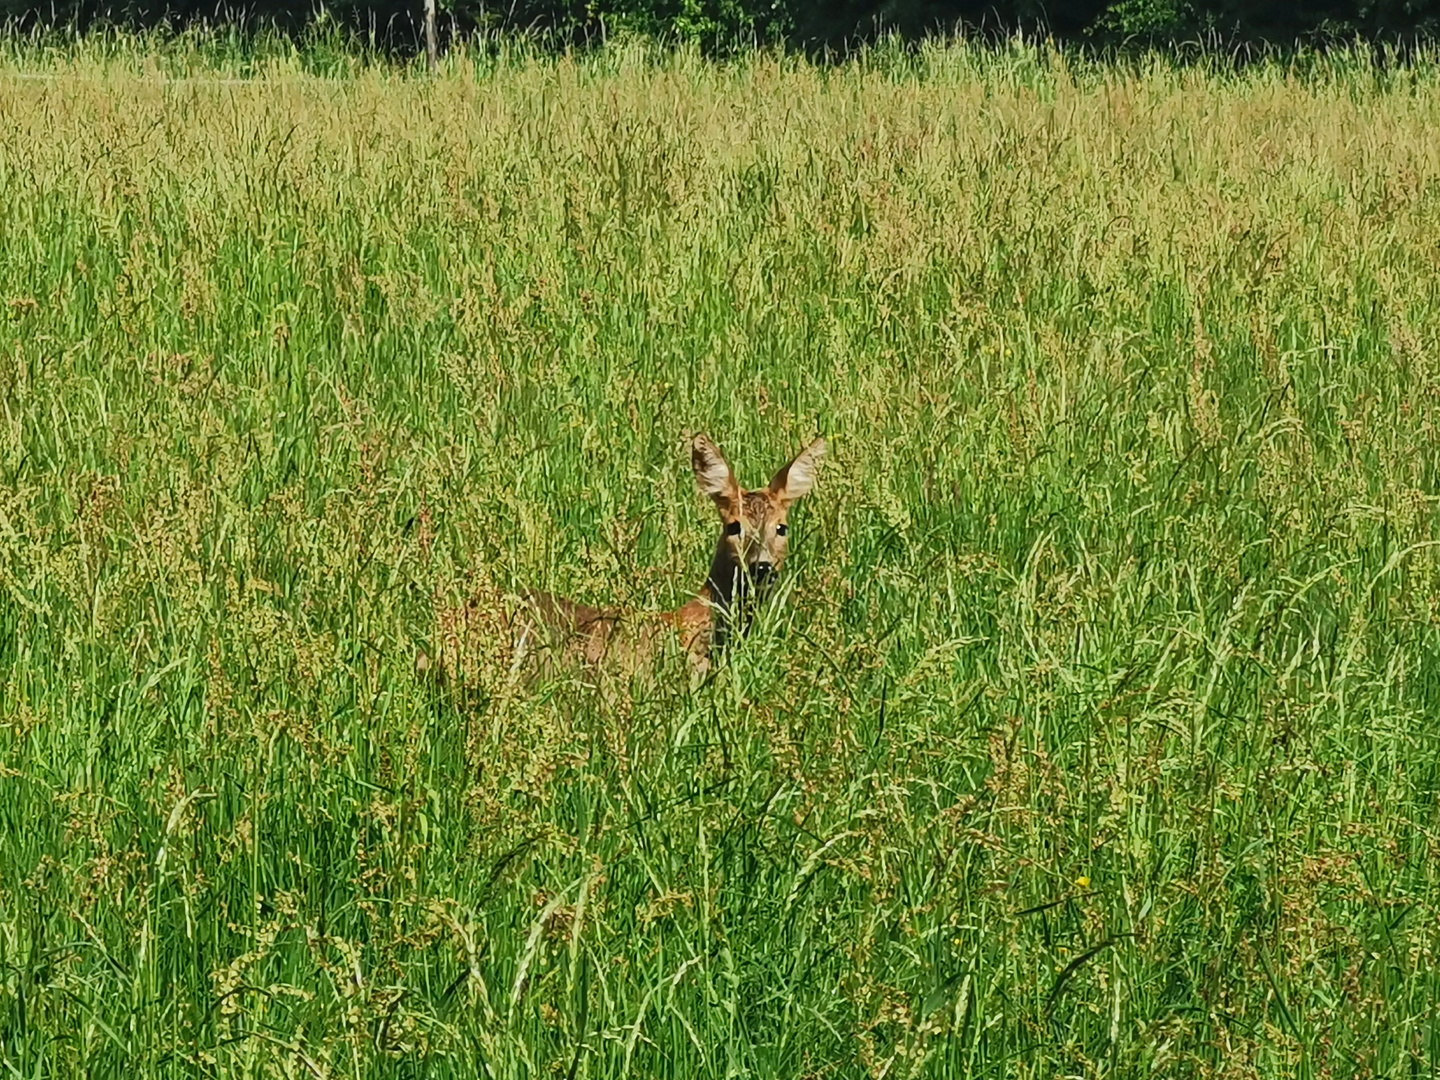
[{"xmin": 3, "ymin": 32, "xmax": 1440, "ymax": 1078}]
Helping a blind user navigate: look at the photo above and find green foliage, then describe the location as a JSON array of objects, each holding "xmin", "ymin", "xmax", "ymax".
[
  {"xmin": 4, "ymin": 36, "xmax": 1440, "ymax": 1078},
  {"xmin": 585, "ymin": 0, "xmax": 791, "ymax": 45},
  {"xmin": 1095, "ymin": 0, "xmax": 1198, "ymax": 39},
  {"xmin": 2, "ymin": 0, "xmax": 1439, "ymax": 49}
]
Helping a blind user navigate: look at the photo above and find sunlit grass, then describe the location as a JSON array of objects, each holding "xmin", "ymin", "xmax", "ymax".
[{"xmin": 3, "ymin": 32, "xmax": 1440, "ymax": 1077}]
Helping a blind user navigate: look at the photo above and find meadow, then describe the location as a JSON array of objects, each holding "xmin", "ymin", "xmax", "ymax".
[{"xmin": 2, "ymin": 32, "xmax": 1440, "ymax": 1077}]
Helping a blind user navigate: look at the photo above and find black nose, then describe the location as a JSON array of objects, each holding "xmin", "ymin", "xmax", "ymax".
[{"xmin": 754, "ymin": 561, "xmax": 774, "ymax": 579}]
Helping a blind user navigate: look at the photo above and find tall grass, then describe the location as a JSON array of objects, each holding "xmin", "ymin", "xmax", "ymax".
[{"xmin": 3, "ymin": 33, "xmax": 1440, "ymax": 1077}]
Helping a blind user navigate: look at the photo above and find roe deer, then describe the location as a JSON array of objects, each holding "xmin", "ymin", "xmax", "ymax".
[{"xmin": 419, "ymin": 434, "xmax": 826, "ymax": 685}]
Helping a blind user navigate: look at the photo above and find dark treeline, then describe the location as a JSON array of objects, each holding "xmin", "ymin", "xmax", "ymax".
[{"xmin": 1, "ymin": 0, "xmax": 1437, "ymax": 52}]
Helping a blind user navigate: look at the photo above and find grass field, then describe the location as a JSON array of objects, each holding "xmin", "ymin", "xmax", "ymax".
[{"xmin": 3, "ymin": 32, "xmax": 1440, "ymax": 1077}]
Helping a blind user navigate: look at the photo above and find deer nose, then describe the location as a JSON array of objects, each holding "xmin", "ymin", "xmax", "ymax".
[{"xmin": 753, "ymin": 561, "xmax": 774, "ymax": 580}]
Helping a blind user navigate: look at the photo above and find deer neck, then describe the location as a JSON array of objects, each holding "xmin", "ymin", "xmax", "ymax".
[{"xmin": 702, "ymin": 542, "xmax": 753, "ymax": 650}]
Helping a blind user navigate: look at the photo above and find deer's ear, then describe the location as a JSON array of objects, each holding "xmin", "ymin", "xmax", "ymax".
[
  {"xmin": 769, "ymin": 438, "xmax": 826, "ymax": 505},
  {"xmin": 692, "ymin": 435, "xmax": 740, "ymax": 510}
]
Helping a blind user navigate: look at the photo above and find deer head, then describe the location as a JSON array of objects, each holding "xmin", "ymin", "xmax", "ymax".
[{"xmin": 690, "ymin": 434, "xmax": 826, "ymax": 629}]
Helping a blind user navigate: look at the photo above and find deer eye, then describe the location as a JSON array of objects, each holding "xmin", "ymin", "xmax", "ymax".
[
  {"xmin": 726, "ymin": 521, "xmax": 742, "ymax": 536},
  {"xmin": 775, "ymin": 524, "xmax": 788, "ymax": 537}
]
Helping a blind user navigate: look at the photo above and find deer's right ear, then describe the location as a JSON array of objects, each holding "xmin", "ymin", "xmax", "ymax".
[{"xmin": 692, "ymin": 435, "xmax": 740, "ymax": 511}]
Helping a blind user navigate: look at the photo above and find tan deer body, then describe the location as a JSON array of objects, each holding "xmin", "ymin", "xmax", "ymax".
[{"xmin": 421, "ymin": 434, "xmax": 825, "ymax": 686}]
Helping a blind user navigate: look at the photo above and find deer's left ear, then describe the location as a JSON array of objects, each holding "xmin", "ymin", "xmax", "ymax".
[{"xmin": 768, "ymin": 438, "xmax": 826, "ymax": 506}]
